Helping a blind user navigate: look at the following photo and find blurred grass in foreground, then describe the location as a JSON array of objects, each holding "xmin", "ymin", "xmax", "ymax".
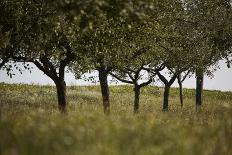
[{"xmin": 0, "ymin": 83, "xmax": 232, "ymax": 155}]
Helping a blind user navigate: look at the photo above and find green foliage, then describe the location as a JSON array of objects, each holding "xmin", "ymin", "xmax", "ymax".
[
  {"xmin": 1, "ymin": 0, "xmax": 231, "ymax": 82},
  {"xmin": 181, "ymin": 0, "xmax": 232, "ymax": 71},
  {"xmin": 1, "ymin": 83, "xmax": 232, "ymax": 155}
]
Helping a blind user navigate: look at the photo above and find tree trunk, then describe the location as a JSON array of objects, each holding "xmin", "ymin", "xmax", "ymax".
[
  {"xmin": 163, "ymin": 85, "xmax": 170, "ymax": 111},
  {"xmin": 133, "ymin": 85, "xmax": 140, "ymax": 114},
  {"xmin": 99, "ymin": 70, "xmax": 110, "ymax": 114},
  {"xmin": 55, "ymin": 80, "xmax": 67, "ymax": 114},
  {"xmin": 178, "ymin": 79, "xmax": 183, "ymax": 108},
  {"xmin": 196, "ymin": 71, "xmax": 204, "ymax": 110}
]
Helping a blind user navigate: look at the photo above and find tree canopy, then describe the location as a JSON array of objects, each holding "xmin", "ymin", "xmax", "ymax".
[{"xmin": 0, "ymin": 0, "xmax": 231, "ymax": 113}]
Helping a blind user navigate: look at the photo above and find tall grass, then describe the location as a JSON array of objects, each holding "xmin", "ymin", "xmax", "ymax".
[{"xmin": 0, "ymin": 83, "xmax": 232, "ymax": 155}]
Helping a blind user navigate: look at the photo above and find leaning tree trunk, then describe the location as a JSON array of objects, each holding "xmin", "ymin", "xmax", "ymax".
[
  {"xmin": 99, "ymin": 70, "xmax": 110, "ymax": 114},
  {"xmin": 196, "ymin": 71, "xmax": 204, "ymax": 110},
  {"xmin": 133, "ymin": 85, "xmax": 140, "ymax": 114},
  {"xmin": 177, "ymin": 78, "xmax": 183, "ymax": 108},
  {"xmin": 55, "ymin": 79, "xmax": 67, "ymax": 114},
  {"xmin": 163, "ymin": 85, "xmax": 170, "ymax": 111}
]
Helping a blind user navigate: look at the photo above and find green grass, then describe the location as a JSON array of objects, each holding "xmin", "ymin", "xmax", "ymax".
[{"xmin": 0, "ymin": 83, "xmax": 232, "ymax": 155}]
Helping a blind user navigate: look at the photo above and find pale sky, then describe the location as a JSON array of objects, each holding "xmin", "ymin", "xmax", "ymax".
[{"xmin": 0, "ymin": 61, "xmax": 232, "ymax": 91}]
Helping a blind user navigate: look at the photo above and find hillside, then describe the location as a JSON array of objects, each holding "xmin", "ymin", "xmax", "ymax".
[{"xmin": 0, "ymin": 83, "xmax": 232, "ymax": 155}]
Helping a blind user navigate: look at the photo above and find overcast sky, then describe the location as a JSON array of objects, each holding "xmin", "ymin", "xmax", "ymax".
[{"xmin": 0, "ymin": 61, "xmax": 232, "ymax": 91}]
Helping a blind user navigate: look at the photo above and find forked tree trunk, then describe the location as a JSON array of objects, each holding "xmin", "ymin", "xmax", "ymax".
[
  {"xmin": 99, "ymin": 70, "xmax": 110, "ymax": 114},
  {"xmin": 133, "ymin": 85, "xmax": 140, "ymax": 114},
  {"xmin": 156, "ymin": 72, "xmax": 177, "ymax": 112},
  {"xmin": 196, "ymin": 71, "xmax": 204, "ymax": 110},
  {"xmin": 163, "ymin": 85, "xmax": 170, "ymax": 111},
  {"xmin": 178, "ymin": 79, "xmax": 183, "ymax": 108},
  {"xmin": 55, "ymin": 79, "xmax": 67, "ymax": 114}
]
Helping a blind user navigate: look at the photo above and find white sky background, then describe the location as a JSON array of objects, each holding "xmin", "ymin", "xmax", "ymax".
[{"xmin": 0, "ymin": 60, "xmax": 232, "ymax": 91}]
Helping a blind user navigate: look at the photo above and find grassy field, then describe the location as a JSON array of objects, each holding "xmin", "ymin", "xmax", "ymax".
[{"xmin": 0, "ymin": 83, "xmax": 232, "ymax": 155}]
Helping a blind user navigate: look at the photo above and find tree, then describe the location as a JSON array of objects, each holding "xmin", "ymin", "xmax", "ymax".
[
  {"xmin": 142, "ymin": 0, "xmax": 195, "ymax": 111},
  {"xmin": 111, "ymin": 56, "xmax": 156, "ymax": 113},
  {"xmin": 24, "ymin": 2, "xmax": 78, "ymax": 114},
  {"xmin": 0, "ymin": 0, "xmax": 80, "ymax": 113},
  {"xmin": 108, "ymin": 11, "xmax": 161, "ymax": 113},
  {"xmin": 182, "ymin": 0, "xmax": 232, "ymax": 109},
  {"xmin": 141, "ymin": 0, "xmax": 232, "ymax": 111},
  {"xmin": 72, "ymin": 17, "xmax": 127, "ymax": 114},
  {"xmin": 66, "ymin": 0, "xmax": 155, "ymax": 114}
]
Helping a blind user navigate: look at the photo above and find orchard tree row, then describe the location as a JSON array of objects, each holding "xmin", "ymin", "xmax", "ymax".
[{"xmin": 0, "ymin": 0, "xmax": 232, "ymax": 114}]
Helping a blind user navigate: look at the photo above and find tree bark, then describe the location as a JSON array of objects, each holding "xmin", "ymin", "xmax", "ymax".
[
  {"xmin": 55, "ymin": 79, "xmax": 67, "ymax": 114},
  {"xmin": 177, "ymin": 79, "xmax": 183, "ymax": 108},
  {"xmin": 196, "ymin": 71, "xmax": 204, "ymax": 109},
  {"xmin": 32, "ymin": 56, "xmax": 71, "ymax": 114},
  {"xmin": 133, "ymin": 85, "xmax": 140, "ymax": 114},
  {"xmin": 163, "ymin": 85, "xmax": 170, "ymax": 111},
  {"xmin": 99, "ymin": 69, "xmax": 110, "ymax": 114},
  {"xmin": 156, "ymin": 71, "xmax": 177, "ymax": 112}
]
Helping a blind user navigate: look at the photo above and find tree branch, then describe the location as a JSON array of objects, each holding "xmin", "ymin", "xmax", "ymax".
[
  {"xmin": 33, "ymin": 60, "xmax": 48, "ymax": 75},
  {"xmin": 139, "ymin": 78, "xmax": 153, "ymax": 88},
  {"xmin": 40, "ymin": 55, "xmax": 57, "ymax": 78},
  {"xmin": 181, "ymin": 70, "xmax": 191, "ymax": 82},
  {"xmin": 33, "ymin": 59, "xmax": 58, "ymax": 81},
  {"xmin": 156, "ymin": 71, "xmax": 168, "ymax": 84},
  {"xmin": 110, "ymin": 72, "xmax": 133, "ymax": 84},
  {"xmin": 142, "ymin": 63, "xmax": 165, "ymax": 74},
  {"xmin": 168, "ymin": 74, "xmax": 177, "ymax": 86}
]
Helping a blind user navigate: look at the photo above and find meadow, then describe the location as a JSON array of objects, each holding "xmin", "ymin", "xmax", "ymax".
[{"xmin": 0, "ymin": 83, "xmax": 232, "ymax": 155}]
